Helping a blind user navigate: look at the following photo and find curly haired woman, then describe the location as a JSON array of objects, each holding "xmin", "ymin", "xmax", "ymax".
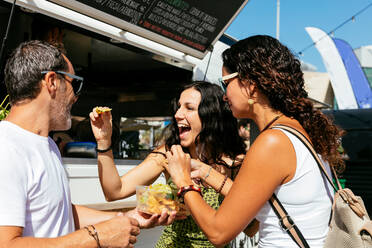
[
  {"xmin": 89, "ymin": 81, "xmax": 246, "ymax": 248},
  {"xmin": 165, "ymin": 35, "xmax": 344, "ymax": 248}
]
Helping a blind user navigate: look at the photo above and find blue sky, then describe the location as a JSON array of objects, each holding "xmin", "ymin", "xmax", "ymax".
[{"xmin": 226, "ymin": 0, "xmax": 372, "ymax": 72}]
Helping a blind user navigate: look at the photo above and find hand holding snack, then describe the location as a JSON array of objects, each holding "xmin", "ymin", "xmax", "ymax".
[
  {"xmin": 136, "ymin": 184, "xmax": 189, "ymax": 217},
  {"xmin": 89, "ymin": 106, "xmax": 112, "ymax": 147},
  {"xmin": 95, "ymin": 106, "xmax": 112, "ymax": 114}
]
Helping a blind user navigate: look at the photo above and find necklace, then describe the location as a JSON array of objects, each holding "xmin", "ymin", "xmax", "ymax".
[{"xmin": 261, "ymin": 114, "xmax": 283, "ymax": 133}]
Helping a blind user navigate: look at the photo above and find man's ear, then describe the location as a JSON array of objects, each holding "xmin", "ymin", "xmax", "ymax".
[{"xmin": 43, "ymin": 72, "xmax": 58, "ymax": 98}]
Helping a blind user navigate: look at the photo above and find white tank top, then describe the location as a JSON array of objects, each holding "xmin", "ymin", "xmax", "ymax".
[{"xmin": 255, "ymin": 129, "xmax": 334, "ymax": 248}]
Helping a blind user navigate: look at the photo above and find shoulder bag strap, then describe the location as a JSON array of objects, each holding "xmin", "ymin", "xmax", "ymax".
[
  {"xmin": 269, "ymin": 194, "xmax": 310, "ymax": 248},
  {"xmin": 267, "ymin": 124, "xmax": 339, "ymax": 248}
]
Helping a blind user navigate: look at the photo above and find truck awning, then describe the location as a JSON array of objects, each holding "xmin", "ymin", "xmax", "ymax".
[
  {"xmin": 5, "ymin": 0, "xmax": 248, "ymax": 61},
  {"xmin": 49, "ymin": 0, "xmax": 248, "ymax": 59}
]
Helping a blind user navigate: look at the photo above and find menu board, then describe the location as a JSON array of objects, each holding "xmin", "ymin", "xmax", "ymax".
[{"xmin": 49, "ymin": 0, "xmax": 248, "ymax": 58}]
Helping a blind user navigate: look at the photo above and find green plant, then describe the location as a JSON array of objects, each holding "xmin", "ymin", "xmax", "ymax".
[{"xmin": 0, "ymin": 95, "xmax": 10, "ymax": 121}]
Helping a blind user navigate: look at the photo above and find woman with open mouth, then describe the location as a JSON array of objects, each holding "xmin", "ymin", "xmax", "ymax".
[{"xmin": 89, "ymin": 81, "xmax": 246, "ymax": 248}]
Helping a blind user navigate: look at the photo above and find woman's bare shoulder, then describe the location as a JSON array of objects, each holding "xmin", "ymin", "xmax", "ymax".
[
  {"xmin": 250, "ymin": 128, "xmax": 290, "ymax": 150},
  {"xmin": 143, "ymin": 145, "xmax": 167, "ymax": 167},
  {"xmin": 154, "ymin": 145, "xmax": 167, "ymax": 153},
  {"xmin": 243, "ymin": 129, "xmax": 296, "ymax": 182}
]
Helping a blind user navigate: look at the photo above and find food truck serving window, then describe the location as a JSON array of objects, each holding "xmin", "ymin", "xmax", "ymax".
[{"xmin": 49, "ymin": 0, "xmax": 248, "ymax": 59}]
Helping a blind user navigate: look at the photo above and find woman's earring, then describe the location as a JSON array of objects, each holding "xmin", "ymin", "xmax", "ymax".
[{"xmin": 248, "ymin": 99, "xmax": 254, "ymax": 105}]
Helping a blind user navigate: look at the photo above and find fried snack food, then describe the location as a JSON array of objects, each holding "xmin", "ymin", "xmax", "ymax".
[
  {"xmin": 95, "ymin": 106, "xmax": 112, "ymax": 114},
  {"xmin": 136, "ymin": 184, "xmax": 189, "ymax": 216}
]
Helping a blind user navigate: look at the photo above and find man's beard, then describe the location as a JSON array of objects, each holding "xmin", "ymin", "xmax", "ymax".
[{"xmin": 51, "ymin": 99, "xmax": 72, "ymax": 131}]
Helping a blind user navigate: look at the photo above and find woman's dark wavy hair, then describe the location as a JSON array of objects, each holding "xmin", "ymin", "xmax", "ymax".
[
  {"xmin": 164, "ymin": 81, "xmax": 246, "ymax": 165},
  {"xmin": 222, "ymin": 35, "xmax": 344, "ymax": 170}
]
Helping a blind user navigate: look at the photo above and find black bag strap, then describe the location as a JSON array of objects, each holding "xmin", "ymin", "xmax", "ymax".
[
  {"xmin": 269, "ymin": 194, "xmax": 310, "ymax": 248},
  {"xmin": 267, "ymin": 124, "xmax": 339, "ymax": 248}
]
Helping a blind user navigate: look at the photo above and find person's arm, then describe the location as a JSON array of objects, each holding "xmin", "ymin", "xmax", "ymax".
[
  {"xmin": 0, "ymin": 200, "xmax": 166, "ymax": 247},
  {"xmin": 190, "ymin": 159, "xmax": 259, "ymax": 237},
  {"xmin": 190, "ymin": 160, "xmax": 233, "ymax": 196},
  {"xmin": 166, "ymin": 129, "xmax": 296, "ymax": 246},
  {"xmin": 73, "ymin": 203, "xmax": 176, "ymax": 230},
  {"xmin": 0, "ymin": 214, "xmax": 140, "ymax": 248},
  {"xmin": 72, "ymin": 204, "xmax": 116, "ymax": 229},
  {"xmin": 97, "ymin": 148, "xmax": 167, "ymax": 201},
  {"xmin": 0, "ymin": 200, "xmax": 172, "ymax": 248},
  {"xmin": 89, "ymin": 109, "xmax": 179, "ymax": 226},
  {"xmin": 89, "ymin": 110, "xmax": 166, "ymax": 201},
  {"xmin": 0, "ymin": 226, "xmax": 96, "ymax": 248}
]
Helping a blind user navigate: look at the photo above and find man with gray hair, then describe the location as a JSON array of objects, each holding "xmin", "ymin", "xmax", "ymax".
[{"xmin": 0, "ymin": 40, "xmax": 175, "ymax": 247}]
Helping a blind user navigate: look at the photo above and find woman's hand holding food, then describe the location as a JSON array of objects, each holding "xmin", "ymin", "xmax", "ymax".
[
  {"xmin": 89, "ymin": 107, "xmax": 112, "ymax": 148},
  {"xmin": 165, "ymin": 145, "xmax": 193, "ymax": 188}
]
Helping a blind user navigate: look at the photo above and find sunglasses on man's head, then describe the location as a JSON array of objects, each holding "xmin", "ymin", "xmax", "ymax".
[
  {"xmin": 218, "ymin": 72, "xmax": 239, "ymax": 92},
  {"xmin": 41, "ymin": 70, "xmax": 84, "ymax": 96}
]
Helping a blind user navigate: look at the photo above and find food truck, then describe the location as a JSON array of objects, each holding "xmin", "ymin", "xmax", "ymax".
[
  {"xmin": 0, "ymin": 2, "xmax": 252, "ymax": 244},
  {"xmin": 0, "ymin": 1, "xmax": 255, "ymax": 245}
]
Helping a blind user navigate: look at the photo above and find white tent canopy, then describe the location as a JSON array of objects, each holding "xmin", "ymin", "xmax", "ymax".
[{"xmin": 354, "ymin": 45, "xmax": 372, "ymax": 68}]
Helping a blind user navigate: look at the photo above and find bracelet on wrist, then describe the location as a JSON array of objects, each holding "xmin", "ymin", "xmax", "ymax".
[
  {"xmin": 96, "ymin": 145, "xmax": 112, "ymax": 153},
  {"xmin": 177, "ymin": 185, "xmax": 202, "ymax": 203},
  {"xmin": 203, "ymin": 166, "xmax": 212, "ymax": 181},
  {"xmin": 84, "ymin": 225, "xmax": 101, "ymax": 248},
  {"xmin": 216, "ymin": 174, "xmax": 228, "ymax": 193}
]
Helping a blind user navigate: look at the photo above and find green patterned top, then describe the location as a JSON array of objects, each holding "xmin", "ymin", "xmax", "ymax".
[{"xmin": 155, "ymin": 180, "xmax": 229, "ymax": 248}]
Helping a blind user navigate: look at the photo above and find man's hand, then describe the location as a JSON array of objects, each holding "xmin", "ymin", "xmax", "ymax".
[
  {"xmin": 94, "ymin": 213, "xmax": 140, "ymax": 248},
  {"xmin": 125, "ymin": 207, "xmax": 178, "ymax": 229}
]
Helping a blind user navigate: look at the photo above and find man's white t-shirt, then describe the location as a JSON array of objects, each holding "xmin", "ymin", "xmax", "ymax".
[{"xmin": 0, "ymin": 121, "xmax": 74, "ymax": 237}]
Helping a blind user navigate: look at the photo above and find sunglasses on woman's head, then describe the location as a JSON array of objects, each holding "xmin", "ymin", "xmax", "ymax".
[{"xmin": 41, "ymin": 70, "xmax": 84, "ymax": 96}]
